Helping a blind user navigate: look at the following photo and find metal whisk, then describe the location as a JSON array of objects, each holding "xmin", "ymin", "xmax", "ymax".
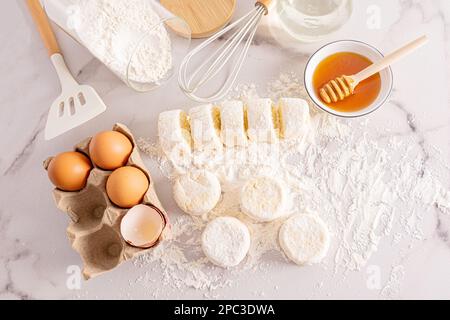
[{"xmin": 178, "ymin": 0, "xmax": 272, "ymax": 103}]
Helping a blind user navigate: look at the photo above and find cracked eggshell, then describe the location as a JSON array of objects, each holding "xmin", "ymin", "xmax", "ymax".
[{"xmin": 120, "ymin": 204, "xmax": 165, "ymax": 248}]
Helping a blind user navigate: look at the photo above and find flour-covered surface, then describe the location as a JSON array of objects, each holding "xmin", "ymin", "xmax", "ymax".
[
  {"xmin": 2, "ymin": 0, "xmax": 450, "ymax": 300},
  {"xmin": 135, "ymin": 73, "xmax": 450, "ymax": 298}
]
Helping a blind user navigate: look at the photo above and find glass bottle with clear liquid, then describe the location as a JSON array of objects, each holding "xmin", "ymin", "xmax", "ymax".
[{"xmin": 276, "ymin": 0, "xmax": 353, "ymax": 42}]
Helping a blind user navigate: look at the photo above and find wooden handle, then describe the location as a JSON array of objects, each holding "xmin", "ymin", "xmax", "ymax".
[
  {"xmin": 354, "ymin": 36, "xmax": 428, "ymax": 83},
  {"xmin": 26, "ymin": 0, "xmax": 60, "ymax": 56},
  {"xmin": 257, "ymin": 0, "xmax": 273, "ymax": 14}
]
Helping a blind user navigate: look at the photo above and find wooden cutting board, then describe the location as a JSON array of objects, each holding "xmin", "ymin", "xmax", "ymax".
[{"xmin": 160, "ymin": 0, "xmax": 237, "ymax": 39}]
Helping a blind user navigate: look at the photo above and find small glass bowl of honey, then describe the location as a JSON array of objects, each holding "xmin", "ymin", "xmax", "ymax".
[{"xmin": 304, "ymin": 40, "xmax": 393, "ymax": 118}]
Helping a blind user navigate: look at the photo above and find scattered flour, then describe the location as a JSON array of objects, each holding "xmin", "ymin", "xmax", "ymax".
[
  {"xmin": 135, "ymin": 72, "xmax": 450, "ymax": 296},
  {"xmin": 71, "ymin": 0, "xmax": 172, "ymax": 84}
]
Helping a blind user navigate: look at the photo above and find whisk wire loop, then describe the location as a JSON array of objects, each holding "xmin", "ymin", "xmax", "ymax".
[{"xmin": 178, "ymin": 4, "xmax": 266, "ymax": 103}]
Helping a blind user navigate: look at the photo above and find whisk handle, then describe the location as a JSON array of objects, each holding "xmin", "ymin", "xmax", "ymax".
[{"xmin": 256, "ymin": 0, "xmax": 273, "ymax": 14}]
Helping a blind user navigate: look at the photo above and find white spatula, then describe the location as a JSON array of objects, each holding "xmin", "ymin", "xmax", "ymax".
[{"xmin": 27, "ymin": 0, "xmax": 106, "ymax": 140}]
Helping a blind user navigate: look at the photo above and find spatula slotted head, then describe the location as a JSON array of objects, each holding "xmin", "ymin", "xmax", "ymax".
[{"xmin": 45, "ymin": 85, "xmax": 106, "ymax": 140}]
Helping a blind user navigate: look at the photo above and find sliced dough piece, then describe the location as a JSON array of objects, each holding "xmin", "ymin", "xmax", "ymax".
[
  {"xmin": 278, "ymin": 98, "xmax": 311, "ymax": 140},
  {"xmin": 173, "ymin": 170, "xmax": 221, "ymax": 216},
  {"xmin": 246, "ymin": 99, "xmax": 278, "ymax": 143},
  {"xmin": 219, "ymin": 100, "xmax": 248, "ymax": 147},
  {"xmin": 158, "ymin": 109, "xmax": 192, "ymax": 165},
  {"xmin": 240, "ymin": 176, "xmax": 287, "ymax": 222},
  {"xmin": 279, "ymin": 214, "xmax": 330, "ymax": 265},
  {"xmin": 202, "ymin": 217, "xmax": 251, "ymax": 267},
  {"xmin": 189, "ymin": 104, "xmax": 223, "ymax": 152}
]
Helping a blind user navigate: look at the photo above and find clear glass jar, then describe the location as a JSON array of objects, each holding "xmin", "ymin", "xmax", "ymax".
[
  {"xmin": 42, "ymin": 0, "xmax": 191, "ymax": 92},
  {"xmin": 276, "ymin": 0, "xmax": 353, "ymax": 42}
]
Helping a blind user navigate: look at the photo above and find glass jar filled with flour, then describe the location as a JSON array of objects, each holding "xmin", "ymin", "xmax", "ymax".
[
  {"xmin": 276, "ymin": 0, "xmax": 353, "ymax": 42},
  {"xmin": 43, "ymin": 0, "xmax": 191, "ymax": 91}
]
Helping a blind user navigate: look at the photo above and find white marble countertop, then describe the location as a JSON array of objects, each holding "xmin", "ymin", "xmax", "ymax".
[{"xmin": 1, "ymin": 0, "xmax": 449, "ymax": 300}]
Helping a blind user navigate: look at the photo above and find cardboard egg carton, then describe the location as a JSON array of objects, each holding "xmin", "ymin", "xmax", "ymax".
[{"xmin": 43, "ymin": 123, "xmax": 169, "ymax": 280}]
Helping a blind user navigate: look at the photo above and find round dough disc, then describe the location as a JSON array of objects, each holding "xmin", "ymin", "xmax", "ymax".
[
  {"xmin": 202, "ymin": 217, "xmax": 251, "ymax": 267},
  {"xmin": 173, "ymin": 170, "xmax": 221, "ymax": 216},
  {"xmin": 279, "ymin": 214, "xmax": 330, "ymax": 265},
  {"xmin": 240, "ymin": 176, "xmax": 287, "ymax": 222}
]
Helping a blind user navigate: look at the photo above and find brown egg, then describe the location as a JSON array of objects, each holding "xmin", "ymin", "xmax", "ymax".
[
  {"xmin": 106, "ymin": 166, "xmax": 149, "ymax": 208},
  {"xmin": 89, "ymin": 131, "xmax": 133, "ymax": 170},
  {"xmin": 47, "ymin": 152, "xmax": 92, "ymax": 191}
]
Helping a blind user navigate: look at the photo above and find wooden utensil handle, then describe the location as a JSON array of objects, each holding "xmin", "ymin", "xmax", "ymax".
[
  {"xmin": 257, "ymin": 0, "xmax": 273, "ymax": 14},
  {"xmin": 26, "ymin": 0, "xmax": 60, "ymax": 56},
  {"xmin": 354, "ymin": 36, "xmax": 428, "ymax": 83}
]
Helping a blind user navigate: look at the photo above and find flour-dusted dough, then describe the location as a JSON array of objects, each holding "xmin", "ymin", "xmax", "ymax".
[
  {"xmin": 278, "ymin": 98, "xmax": 310, "ymax": 140},
  {"xmin": 279, "ymin": 214, "xmax": 330, "ymax": 265},
  {"xmin": 173, "ymin": 170, "xmax": 221, "ymax": 216},
  {"xmin": 246, "ymin": 98, "xmax": 278, "ymax": 143},
  {"xmin": 202, "ymin": 217, "xmax": 251, "ymax": 267},
  {"xmin": 158, "ymin": 109, "xmax": 192, "ymax": 166},
  {"xmin": 219, "ymin": 100, "xmax": 248, "ymax": 147},
  {"xmin": 240, "ymin": 176, "xmax": 287, "ymax": 222},
  {"xmin": 189, "ymin": 104, "xmax": 223, "ymax": 152}
]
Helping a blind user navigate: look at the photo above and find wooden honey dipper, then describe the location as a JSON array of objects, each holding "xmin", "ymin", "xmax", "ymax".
[{"xmin": 319, "ymin": 36, "xmax": 428, "ymax": 104}]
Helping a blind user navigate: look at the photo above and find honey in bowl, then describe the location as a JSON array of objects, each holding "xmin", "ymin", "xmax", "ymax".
[{"xmin": 313, "ymin": 52, "xmax": 381, "ymax": 113}]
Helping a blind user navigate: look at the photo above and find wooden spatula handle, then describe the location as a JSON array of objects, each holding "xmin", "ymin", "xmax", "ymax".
[{"xmin": 26, "ymin": 0, "xmax": 60, "ymax": 56}]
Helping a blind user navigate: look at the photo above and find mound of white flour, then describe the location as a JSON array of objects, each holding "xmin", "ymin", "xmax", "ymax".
[
  {"xmin": 136, "ymin": 72, "xmax": 450, "ymax": 296},
  {"xmin": 70, "ymin": 0, "xmax": 172, "ymax": 84}
]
